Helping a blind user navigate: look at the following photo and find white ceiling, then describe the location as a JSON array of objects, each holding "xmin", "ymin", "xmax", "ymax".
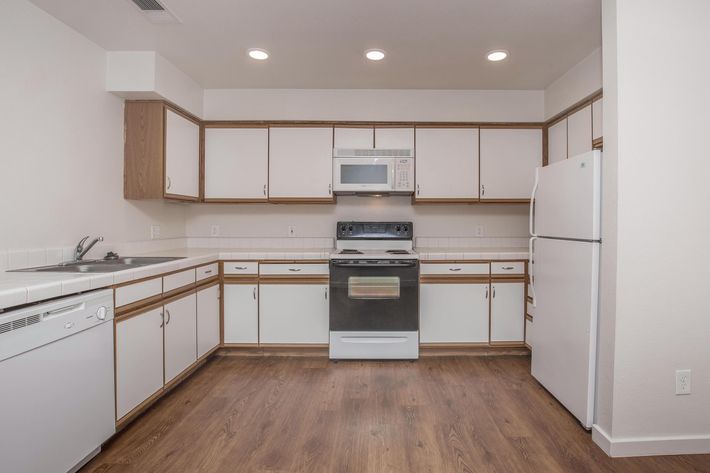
[{"xmin": 29, "ymin": 0, "xmax": 601, "ymax": 90}]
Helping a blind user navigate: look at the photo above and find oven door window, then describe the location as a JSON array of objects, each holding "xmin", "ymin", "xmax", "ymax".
[
  {"xmin": 340, "ymin": 164, "xmax": 389, "ymax": 184},
  {"xmin": 348, "ymin": 276, "xmax": 400, "ymax": 299}
]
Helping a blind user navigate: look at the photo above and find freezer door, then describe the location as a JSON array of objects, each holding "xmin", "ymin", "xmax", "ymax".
[
  {"xmin": 531, "ymin": 238, "xmax": 599, "ymax": 429},
  {"xmin": 533, "ymin": 150, "xmax": 601, "ymax": 240}
]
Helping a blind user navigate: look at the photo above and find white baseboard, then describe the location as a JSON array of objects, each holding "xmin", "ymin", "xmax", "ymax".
[{"xmin": 593, "ymin": 424, "xmax": 710, "ymax": 457}]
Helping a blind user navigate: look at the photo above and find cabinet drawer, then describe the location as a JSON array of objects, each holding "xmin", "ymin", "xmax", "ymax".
[
  {"xmin": 260, "ymin": 263, "xmax": 329, "ymax": 276},
  {"xmin": 115, "ymin": 277, "xmax": 162, "ymax": 308},
  {"xmin": 223, "ymin": 261, "xmax": 258, "ymax": 275},
  {"xmin": 163, "ymin": 269, "xmax": 196, "ymax": 293},
  {"xmin": 491, "ymin": 262, "xmax": 525, "ymax": 275},
  {"xmin": 196, "ymin": 263, "xmax": 218, "ymax": 281},
  {"xmin": 420, "ymin": 263, "xmax": 489, "ymax": 276}
]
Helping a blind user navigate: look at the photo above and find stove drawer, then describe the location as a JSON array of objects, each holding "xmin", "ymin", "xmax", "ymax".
[
  {"xmin": 260, "ymin": 263, "xmax": 329, "ymax": 276},
  {"xmin": 420, "ymin": 262, "xmax": 489, "ymax": 276}
]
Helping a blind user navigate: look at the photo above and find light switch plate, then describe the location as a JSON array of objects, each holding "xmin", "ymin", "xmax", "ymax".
[{"xmin": 150, "ymin": 225, "xmax": 161, "ymax": 240}]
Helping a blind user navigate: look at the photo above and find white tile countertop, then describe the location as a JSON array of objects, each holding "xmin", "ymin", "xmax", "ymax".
[
  {"xmin": 0, "ymin": 246, "xmax": 528, "ymax": 311},
  {"xmin": 416, "ymin": 247, "xmax": 529, "ymax": 261},
  {"xmin": 0, "ymin": 247, "xmax": 331, "ymax": 311}
]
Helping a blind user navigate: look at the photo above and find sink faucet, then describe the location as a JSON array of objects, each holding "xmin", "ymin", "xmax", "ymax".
[{"xmin": 75, "ymin": 236, "xmax": 103, "ymax": 262}]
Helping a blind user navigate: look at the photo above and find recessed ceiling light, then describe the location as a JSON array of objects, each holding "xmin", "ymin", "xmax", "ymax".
[
  {"xmin": 365, "ymin": 49, "xmax": 386, "ymax": 61},
  {"xmin": 248, "ymin": 48, "xmax": 269, "ymax": 60},
  {"xmin": 487, "ymin": 50, "xmax": 509, "ymax": 62}
]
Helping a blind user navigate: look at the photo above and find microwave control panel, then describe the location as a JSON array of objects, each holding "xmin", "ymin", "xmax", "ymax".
[{"xmin": 395, "ymin": 158, "xmax": 414, "ymax": 191}]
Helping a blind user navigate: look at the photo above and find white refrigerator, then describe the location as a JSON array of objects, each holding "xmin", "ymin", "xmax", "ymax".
[{"xmin": 529, "ymin": 150, "xmax": 601, "ymax": 429}]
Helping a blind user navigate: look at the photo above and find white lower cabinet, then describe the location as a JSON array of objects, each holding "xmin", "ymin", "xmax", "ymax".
[
  {"xmin": 197, "ymin": 284, "xmax": 220, "ymax": 358},
  {"xmin": 420, "ymin": 283, "xmax": 489, "ymax": 343},
  {"xmin": 259, "ymin": 284, "xmax": 329, "ymax": 344},
  {"xmin": 115, "ymin": 308, "xmax": 164, "ymax": 420},
  {"xmin": 223, "ymin": 283, "xmax": 259, "ymax": 344},
  {"xmin": 490, "ymin": 282, "xmax": 525, "ymax": 343},
  {"xmin": 164, "ymin": 292, "xmax": 197, "ymax": 384}
]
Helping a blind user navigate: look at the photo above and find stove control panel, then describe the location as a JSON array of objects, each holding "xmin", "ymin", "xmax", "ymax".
[{"xmin": 336, "ymin": 221, "xmax": 413, "ymax": 240}]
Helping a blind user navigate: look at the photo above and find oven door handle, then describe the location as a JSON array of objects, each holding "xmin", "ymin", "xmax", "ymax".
[{"xmin": 331, "ymin": 261, "xmax": 418, "ymax": 268}]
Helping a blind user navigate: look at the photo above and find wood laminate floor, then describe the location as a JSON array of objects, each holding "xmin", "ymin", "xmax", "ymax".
[{"xmin": 82, "ymin": 355, "xmax": 710, "ymax": 472}]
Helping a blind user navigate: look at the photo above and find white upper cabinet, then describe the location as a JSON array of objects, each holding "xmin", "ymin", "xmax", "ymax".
[
  {"xmin": 334, "ymin": 127, "xmax": 373, "ymax": 148},
  {"xmin": 547, "ymin": 119, "xmax": 568, "ymax": 164},
  {"xmin": 269, "ymin": 127, "xmax": 334, "ymax": 200},
  {"xmin": 592, "ymin": 99, "xmax": 603, "ymax": 141},
  {"xmin": 375, "ymin": 127, "xmax": 415, "ymax": 149},
  {"xmin": 567, "ymin": 104, "xmax": 593, "ymax": 158},
  {"xmin": 164, "ymin": 109, "xmax": 200, "ymax": 198},
  {"xmin": 479, "ymin": 128, "xmax": 542, "ymax": 200},
  {"xmin": 415, "ymin": 128, "xmax": 479, "ymax": 200},
  {"xmin": 204, "ymin": 127, "xmax": 269, "ymax": 201}
]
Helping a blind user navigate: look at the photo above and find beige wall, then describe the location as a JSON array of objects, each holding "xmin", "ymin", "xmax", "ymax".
[
  {"xmin": 595, "ymin": 0, "xmax": 710, "ymax": 456},
  {"xmin": 0, "ymin": 0, "xmax": 186, "ymax": 251},
  {"xmin": 544, "ymin": 48, "xmax": 602, "ymax": 119}
]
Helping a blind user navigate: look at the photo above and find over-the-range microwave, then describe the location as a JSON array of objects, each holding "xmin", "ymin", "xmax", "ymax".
[{"xmin": 332, "ymin": 148, "xmax": 415, "ymax": 195}]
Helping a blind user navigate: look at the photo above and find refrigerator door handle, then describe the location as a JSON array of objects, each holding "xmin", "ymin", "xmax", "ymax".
[
  {"xmin": 529, "ymin": 236, "xmax": 538, "ymax": 307},
  {"xmin": 529, "ymin": 170, "xmax": 539, "ymax": 237}
]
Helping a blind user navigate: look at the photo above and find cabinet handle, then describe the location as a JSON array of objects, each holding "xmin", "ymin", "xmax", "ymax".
[
  {"xmin": 485, "ymin": 287, "xmax": 489, "ymax": 299},
  {"xmin": 165, "ymin": 309, "xmax": 171, "ymax": 325},
  {"xmin": 492, "ymin": 286, "xmax": 496, "ymax": 298},
  {"xmin": 234, "ymin": 266, "xmax": 247, "ymax": 270},
  {"xmin": 263, "ymin": 184, "xmax": 267, "ymax": 196},
  {"xmin": 501, "ymin": 266, "xmax": 515, "ymax": 270},
  {"xmin": 417, "ymin": 184, "xmax": 420, "ymax": 196},
  {"xmin": 167, "ymin": 176, "xmax": 172, "ymax": 190},
  {"xmin": 481, "ymin": 184, "xmax": 485, "ymax": 196},
  {"xmin": 253, "ymin": 287, "xmax": 257, "ymax": 300},
  {"xmin": 288, "ymin": 268, "xmax": 302, "ymax": 272},
  {"xmin": 325, "ymin": 288, "xmax": 328, "ymax": 300},
  {"xmin": 449, "ymin": 268, "xmax": 462, "ymax": 272},
  {"xmin": 328, "ymin": 184, "xmax": 332, "ymax": 195},
  {"xmin": 160, "ymin": 311, "xmax": 165, "ymax": 328},
  {"xmin": 204, "ymin": 270, "xmax": 213, "ymax": 274}
]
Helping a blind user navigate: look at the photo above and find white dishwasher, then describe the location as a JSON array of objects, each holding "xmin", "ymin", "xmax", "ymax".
[{"xmin": 0, "ymin": 289, "xmax": 116, "ymax": 473}]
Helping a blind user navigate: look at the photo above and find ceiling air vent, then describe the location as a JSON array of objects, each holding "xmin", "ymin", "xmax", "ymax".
[
  {"xmin": 132, "ymin": 0, "xmax": 165, "ymax": 10},
  {"xmin": 128, "ymin": 0, "xmax": 181, "ymax": 24}
]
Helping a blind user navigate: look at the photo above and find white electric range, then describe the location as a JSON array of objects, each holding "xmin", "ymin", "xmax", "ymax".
[{"xmin": 328, "ymin": 222, "xmax": 419, "ymax": 360}]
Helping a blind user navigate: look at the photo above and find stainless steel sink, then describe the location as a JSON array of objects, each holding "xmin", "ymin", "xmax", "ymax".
[{"xmin": 10, "ymin": 256, "xmax": 185, "ymax": 273}]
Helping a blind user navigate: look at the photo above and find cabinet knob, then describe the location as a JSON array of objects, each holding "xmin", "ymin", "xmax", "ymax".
[
  {"xmin": 167, "ymin": 176, "xmax": 172, "ymax": 190},
  {"xmin": 325, "ymin": 288, "xmax": 328, "ymax": 300},
  {"xmin": 417, "ymin": 184, "xmax": 420, "ymax": 196},
  {"xmin": 165, "ymin": 309, "xmax": 171, "ymax": 325},
  {"xmin": 253, "ymin": 287, "xmax": 257, "ymax": 300},
  {"xmin": 492, "ymin": 286, "xmax": 496, "ymax": 298},
  {"xmin": 160, "ymin": 312, "xmax": 165, "ymax": 328},
  {"xmin": 328, "ymin": 184, "xmax": 332, "ymax": 195},
  {"xmin": 263, "ymin": 184, "xmax": 267, "ymax": 196},
  {"xmin": 481, "ymin": 184, "xmax": 485, "ymax": 196}
]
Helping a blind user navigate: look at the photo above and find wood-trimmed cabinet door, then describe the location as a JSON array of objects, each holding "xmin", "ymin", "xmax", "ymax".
[
  {"xmin": 420, "ymin": 283, "xmax": 489, "ymax": 343},
  {"xmin": 223, "ymin": 283, "xmax": 259, "ymax": 344},
  {"xmin": 547, "ymin": 119, "xmax": 567, "ymax": 164},
  {"xmin": 259, "ymin": 284, "xmax": 329, "ymax": 344},
  {"xmin": 414, "ymin": 128, "xmax": 479, "ymax": 201},
  {"xmin": 196, "ymin": 284, "xmax": 220, "ymax": 358},
  {"xmin": 115, "ymin": 307, "xmax": 164, "ymax": 420},
  {"xmin": 490, "ymin": 282, "xmax": 525, "ymax": 343},
  {"xmin": 164, "ymin": 109, "xmax": 200, "ymax": 199},
  {"xmin": 163, "ymin": 292, "xmax": 197, "ymax": 384},
  {"xmin": 479, "ymin": 128, "xmax": 542, "ymax": 201},
  {"xmin": 567, "ymin": 104, "xmax": 593, "ymax": 159},
  {"xmin": 268, "ymin": 127, "xmax": 334, "ymax": 201},
  {"xmin": 204, "ymin": 127, "xmax": 269, "ymax": 201}
]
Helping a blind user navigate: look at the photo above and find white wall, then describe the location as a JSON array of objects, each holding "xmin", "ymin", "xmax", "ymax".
[
  {"xmin": 106, "ymin": 51, "xmax": 204, "ymax": 117},
  {"xmin": 544, "ymin": 48, "xmax": 602, "ymax": 119},
  {"xmin": 204, "ymin": 89, "xmax": 544, "ymax": 122},
  {"xmin": 594, "ymin": 0, "xmax": 710, "ymax": 457},
  {"xmin": 186, "ymin": 198, "xmax": 529, "ymax": 240},
  {"xmin": 0, "ymin": 0, "xmax": 185, "ymax": 252}
]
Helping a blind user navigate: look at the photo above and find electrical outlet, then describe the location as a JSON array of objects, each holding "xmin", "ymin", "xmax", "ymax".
[
  {"xmin": 676, "ymin": 369, "xmax": 691, "ymax": 395},
  {"xmin": 288, "ymin": 225, "xmax": 296, "ymax": 237},
  {"xmin": 475, "ymin": 225, "xmax": 484, "ymax": 237},
  {"xmin": 150, "ymin": 225, "xmax": 161, "ymax": 240},
  {"xmin": 210, "ymin": 225, "xmax": 220, "ymax": 237}
]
